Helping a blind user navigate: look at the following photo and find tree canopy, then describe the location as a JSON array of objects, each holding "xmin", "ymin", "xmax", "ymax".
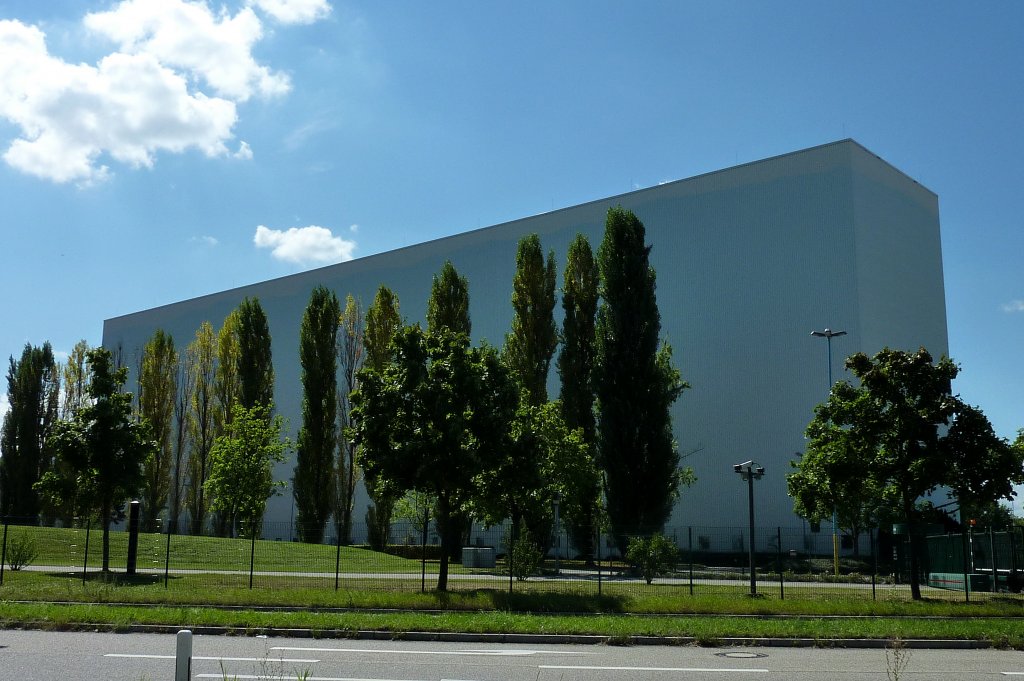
[
  {"xmin": 138, "ymin": 329, "xmax": 177, "ymax": 531},
  {"xmin": 788, "ymin": 347, "xmax": 1023, "ymax": 599},
  {"xmin": 37, "ymin": 347, "xmax": 155, "ymax": 571},
  {"xmin": 504, "ymin": 234, "xmax": 557, "ymax": 405},
  {"xmin": 236, "ymin": 297, "xmax": 274, "ymax": 412},
  {"xmin": 294, "ymin": 285, "xmax": 340, "ymax": 543},
  {"xmin": 205, "ymin": 403, "xmax": 290, "ymax": 539},
  {"xmin": 352, "ymin": 326, "xmax": 516, "ymax": 590},
  {"xmin": 0, "ymin": 342, "xmax": 60, "ymax": 519},
  {"xmin": 595, "ymin": 207, "xmax": 690, "ymax": 548}
]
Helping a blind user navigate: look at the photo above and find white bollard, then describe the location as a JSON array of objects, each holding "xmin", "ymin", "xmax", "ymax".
[{"xmin": 175, "ymin": 629, "xmax": 193, "ymax": 681}]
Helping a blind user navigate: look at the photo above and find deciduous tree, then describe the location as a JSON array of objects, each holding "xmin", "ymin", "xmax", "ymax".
[
  {"xmin": 427, "ymin": 260, "xmax": 470, "ymax": 337},
  {"xmin": 186, "ymin": 322, "xmax": 218, "ymax": 535},
  {"xmin": 0, "ymin": 343, "xmax": 60, "ymax": 519},
  {"xmin": 37, "ymin": 348, "xmax": 155, "ymax": 571},
  {"xmin": 138, "ymin": 329, "xmax": 177, "ymax": 532},
  {"xmin": 352, "ymin": 327, "xmax": 516, "ymax": 590},
  {"xmin": 558, "ymin": 233, "xmax": 600, "ymax": 560},
  {"xmin": 236, "ymin": 297, "xmax": 274, "ymax": 413},
  {"xmin": 360, "ymin": 286, "xmax": 402, "ymax": 547},
  {"xmin": 790, "ymin": 347, "xmax": 1024, "ymax": 599},
  {"xmin": 294, "ymin": 285, "xmax": 340, "ymax": 543},
  {"xmin": 595, "ymin": 207, "xmax": 690, "ymax": 550},
  {"xmin": 504, "ymin": 234, "xmax": 557, "ymax": 405},
  {"xmin": 335, "ymin": 294, "xmax": 364, "ymax": 544},
  {"xmin": 205, "ymin": 403, "xmax": 290, "ymax": 539}
]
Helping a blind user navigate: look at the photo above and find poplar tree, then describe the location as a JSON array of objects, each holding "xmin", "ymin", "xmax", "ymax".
[
  {"xmin": 504, "ymin": 234, "xmax": 557, "ymax": 405},
  {"xmin": 61, "ymin": 340, "xmax": 90, "ymax": 418},
  {"xmin": 213, "ymin": 310, "xmax": 241, "ymax": 535},
  {"xmin": 186, "ymin": 322, "xmax": 218, "ymax": 535},
  {"xmin": 215, "ymin": 310, "xmax": 241, "ymax": 431},
  {"xmin": 595, "ymin": 207, "xmax": 689, "ymax": 549},
  {"xmin": 0, "ymin": 343, "xmax": 60, "ymax": 519},
  {"xmin": 236, "ymin": 297, "xmax": 274, "ymax": 412},
  {"xmin": 361, "ymin": 285, "xmax": 402, "ymax": 548},
  {"xmin": 427, "ymin": 260, "xmax": 471, "ymax": 337},
  {"xmin": 335, "ymin": 294, "xmax": 364, "ymax": 544},
  {"xmin": 138, "ymin": 329, "xmax": 177, "ymax": 531},
  {"xmin": 294, "ymin": 285, "xmax": 341, "ymax": 543},
  {"xmin": 557, "ymin": 234, "xmax": 601, "ymax": 560},
  {"xmin": 170, "ymin": 341, "xmax": 196, "ymax": 534}
]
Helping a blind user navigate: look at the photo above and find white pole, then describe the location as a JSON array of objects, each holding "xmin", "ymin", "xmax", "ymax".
[{"xmin": 175, "ymin": 629, "xmax": 192, "ymax": 681}]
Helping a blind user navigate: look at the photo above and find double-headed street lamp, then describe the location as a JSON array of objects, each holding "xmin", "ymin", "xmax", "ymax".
[
  {"xmin": 733, "ymin": 460, "xmax": 765, "ymax": 596},
  {"xmin": 811, "ymin": 327, "xmax": 847, "ymax": 577}
]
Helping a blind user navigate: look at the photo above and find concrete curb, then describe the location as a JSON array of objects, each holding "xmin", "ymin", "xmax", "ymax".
[{"xmin": 8, "ymin": 622, "xmax": 998, "ymax": 649}]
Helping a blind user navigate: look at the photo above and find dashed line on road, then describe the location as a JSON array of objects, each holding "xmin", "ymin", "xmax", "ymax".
[
  {"xmin": 104, "ymin": 654, "xmax": 320, "ymax": 663},
  {"xmin": 540, "ymin": 665, "xmax": 769, "ymax": 673},
  {"xmin": 270, "ymin": 646, "xmax": 590, "ymax": 657}
]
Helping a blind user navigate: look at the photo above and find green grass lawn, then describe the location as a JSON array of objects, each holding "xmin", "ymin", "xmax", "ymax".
[
  {"xmin": 4, "ymin": 525, "xmax": 432, "ymax": 573},
  {"xmin": 3, "ymin": 525, "xmax": 1024, "ymax": 647}
]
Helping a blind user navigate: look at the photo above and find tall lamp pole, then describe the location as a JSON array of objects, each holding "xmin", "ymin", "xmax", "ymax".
[
  {"xmin": 811, "ymin": 328, "xmax": 847, "ymax": 577},
  {"xmin": 733, "ymin": 461, "xmax": 765, "ymax": 597}
]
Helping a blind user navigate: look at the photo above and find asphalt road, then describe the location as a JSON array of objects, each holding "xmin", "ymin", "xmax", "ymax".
[{"xmin": 1, "ymin": 630, "xmax": 1023, "ymax": 681}]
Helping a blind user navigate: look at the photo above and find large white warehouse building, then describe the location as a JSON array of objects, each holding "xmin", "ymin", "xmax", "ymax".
[{"xmin": 102, "ymin": 139, "xmax": 948, "ymax": 536}]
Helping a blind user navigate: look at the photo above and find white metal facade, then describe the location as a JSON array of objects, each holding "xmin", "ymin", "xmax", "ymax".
[{"xmin": 102, "ymin": 139, "xmax": 948, "ymax": 536}]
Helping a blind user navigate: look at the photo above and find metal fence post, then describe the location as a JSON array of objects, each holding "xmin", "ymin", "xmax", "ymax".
[
  {"xmin": 871, "ymin": 528, "xmax": 877, "ymax": 601},
  {"xmin": 960, "ymin": 527, "xmax": 970, "ymax": 603},
  {"xmin": 82, "ymin": 518, "xmax": 91, "ymax": 585},
  {"xmin": 777, "ymin": 527, "xmax": 784, "ymax": 600},
  {"xmin": 335, "ymin": 528, "xmax": 342, "ymax": 591},
  {"xmin": 0, "ymin": 516, "xmax": 8, "ymax": 586},
  {"xmin": 164, "ymin": 525, "xmax": 172, "ymax": 589},
  {"xmin": 248, "ymin": 523, "xmax": 257, "ymax": 590},
  {"xmin": 688, "ymin": 526, "xmax": 694, "ymax": 596},
  {"xmin": 596, "ymin": 524, "xmax": 602, "ymax": 596},
  {"xmin": 421, "ymin": 512, "xmax": 428, "ymax": 594}
]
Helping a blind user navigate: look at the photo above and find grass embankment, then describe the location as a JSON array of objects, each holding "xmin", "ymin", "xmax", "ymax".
[
  {"xmin": 3, "ymin": 525, "xmax": 1023, "ymax": 646},
  {"xmin": 1, "ymin": 570, "xmax": 1023, "ymax": 647}
]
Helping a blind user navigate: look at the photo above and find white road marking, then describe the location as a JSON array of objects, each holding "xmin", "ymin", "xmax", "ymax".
[
  {"xmin": 196, "ymin": 677, "xmax": 482, "ymax": 681},
  {"xmin": 270, "ymin": 645, "xmax": 573, "ymax": 657},
  {"xmin": 540, "ymin": 665, "xmax": 769, "ymax": 673},
  {"xmin": 104, "ymin": 654, "xmax": 319, "ymax": 663}
]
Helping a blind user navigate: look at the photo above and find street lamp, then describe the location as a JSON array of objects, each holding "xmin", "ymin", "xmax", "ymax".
[
  {"xmin": 811, "ymin": 328, "xmax": 847, "ymax": 577},
  {"xmin": 733, "ymin": 460, "xmax": 765, "ymax": 596}
]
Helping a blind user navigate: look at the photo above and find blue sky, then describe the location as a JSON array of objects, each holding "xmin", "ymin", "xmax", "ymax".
[{"xmin": 1, "ymin": 1, "xmax": 1022, "ymax": 494}]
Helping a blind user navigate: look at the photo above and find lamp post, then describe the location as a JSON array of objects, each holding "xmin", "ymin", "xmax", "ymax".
[
  {"xmin": 733, "ymin": 460, "xmax": 765, "ymax": 596},
  {"xmin": 811, "ymin": 328, "xmax": 847, "ymax": 577}
]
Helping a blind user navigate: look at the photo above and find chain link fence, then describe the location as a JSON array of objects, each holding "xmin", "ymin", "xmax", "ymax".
[{"xmin": 1, "ymin": 514, "xmax": 1021, "ymax": 601}]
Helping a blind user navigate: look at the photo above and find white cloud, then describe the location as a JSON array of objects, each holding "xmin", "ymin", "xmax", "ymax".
[
  {"xmin": 0, "ymin": 20, "xmax": 238, "ymax": 184},
  {"xmin": 254, "ymin": 224, "xmax": 356, "ymax": 265},
  {"xmin": 1001, "ymin": 300, "xmax": 1024, "ymax": 313},
  {"xmin": 349, "ymin": 223, "xmax": 358, "ymax": 233},
  {"xmin": 233, "ymin": 140, "xmax": 253, "ymax": 160},
  {"xmin": 85, "ymin": 0, "xmax": 290, "ymax": 102},
  {"xmin": 0, "ymin": 0, "xmax": 330, "ymax": 184},
  {"xmin": 190, "ymin": 235, "xmax": 219, "ymax": 246},
  {"xmin": 0, "ymin": 393, "xmax": 9, "ymax": 424},
  {"xmin": 249, "ymin": 0, "xmax": 332, "ymax": 25}
]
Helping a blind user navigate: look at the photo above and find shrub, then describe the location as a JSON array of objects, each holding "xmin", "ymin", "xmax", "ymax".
[
  {"xmin": 626, "ymin": 533, "xmax": 679, "ymax": 584},
  {"xmin": 508, "ymin": 531, "xmax": 543, "ymax": 581},
  {"xmin": 5, "ymin": 531, "xmax": 38, "ymax": 571}
]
